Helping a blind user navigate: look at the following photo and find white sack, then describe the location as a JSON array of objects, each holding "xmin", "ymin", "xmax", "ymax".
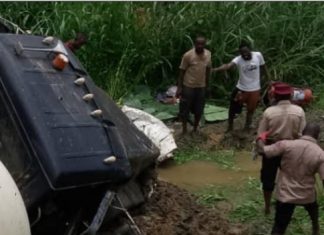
[{"xmin": 122, "ymin": 105, "xmax": 177, "ymax": 162}]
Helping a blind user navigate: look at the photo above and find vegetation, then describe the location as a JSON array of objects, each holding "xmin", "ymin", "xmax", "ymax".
[
  {"xmin": 174, "ymin": 145, "xmax": 235, "ymax": 168},
  {"xmin": 1, "ymin": 2, "xmax": 324, "ymax": 101},
  {"xmin": 2, "ymin": 3, "xmax": 324, "ymax": 234},
  {"xmin": 196, "ymin": 177, "xmax": 324, "ymax": 235},
  {"xmin": 175, "ymin": 142, "xmax": 324, "ymax": 234}
]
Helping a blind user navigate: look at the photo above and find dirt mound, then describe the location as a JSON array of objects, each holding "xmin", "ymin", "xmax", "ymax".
[
  {"xmin": 134, "ymin": 181, "xmax": 248, "ymax": 235},
  {"xmin": 170, "ymin": 110, "xmax": 258, "ymax": 151}
]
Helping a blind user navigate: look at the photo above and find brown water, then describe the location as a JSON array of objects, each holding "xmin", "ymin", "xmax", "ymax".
[{"xmin": 158, "ymin": 151, "xmax": 261, "ymax": 192}]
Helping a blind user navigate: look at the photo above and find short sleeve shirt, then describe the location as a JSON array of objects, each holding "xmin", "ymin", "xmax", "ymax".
[
  {"xmin": 264, "ymin": 136, "xmax": 324, "ymax": 204},
  {"xmin": 232, "ymin": 51, "xmax": 265, "ymax": 91},
  {"xmin": 257, "ymin": 100, "xmax": 306, "ymax": 141},
  {"xmin": 179, "ymin": 48, "xmax": 212, "ymax": 88}
]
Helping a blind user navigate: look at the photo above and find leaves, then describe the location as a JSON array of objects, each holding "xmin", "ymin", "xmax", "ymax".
[
  {"xmin": 204, "ymin": 104, "xmax": 228, "ymax": 122},
  {"xmin": 2, "ymin": 2, "xmax": 324, "ymax": 101}
]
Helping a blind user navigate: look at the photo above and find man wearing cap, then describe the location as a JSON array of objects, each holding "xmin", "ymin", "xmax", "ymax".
[
  {"xmin": 176, "ymin": 36, "xmax": 212, "ymax": 134},
  {"xmin": 257, "ymin": 82, "xmax": 306, "ymax": 215},
  {"xmin": 257, "ymin": 123, "xmax": 323, "ymax": 235}
]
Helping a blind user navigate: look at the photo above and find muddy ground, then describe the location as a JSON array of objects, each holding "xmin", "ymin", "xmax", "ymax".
[
  {"xmin": 133, "ymin": 181, "xmax": 248, "ymax": 235},
  {"xmin": 131, "ymin": 107, "xmax": 324, "ymax": 235}
]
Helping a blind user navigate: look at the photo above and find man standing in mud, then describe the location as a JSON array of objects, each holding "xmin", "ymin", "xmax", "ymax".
[
  {"xmin": 176, "ymin": 36, "xmax": 212, "ymax": 134},
  {"xmin": 213, "ymin": 42, "xmax": 267, "ymax": 131},
  {"xmin": 257, "ymin": 83, "xmax": 306, "ymax": 215},
  {"xmin": 257, "ymin": 123, "xmax": 323, "ymax": 235}
]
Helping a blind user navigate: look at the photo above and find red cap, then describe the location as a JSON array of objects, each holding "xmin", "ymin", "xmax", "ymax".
[{"xmin": 273, "ymin": 83, "xmax": 292, "ymax": 95}]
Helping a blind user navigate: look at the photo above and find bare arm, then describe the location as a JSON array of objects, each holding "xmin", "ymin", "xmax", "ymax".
[
  {"xmin": 176, "ymin": 69, "xmax": 185, "ymax": 97},
  {"xmin": 206, "ymin": 67, "xmax": 211, "ymax": 87},
  {"xmin": 260, "ymin": 64, "xmax": 267, "ymax": 78},
  {"xmin": 260, "ymin": 64, "xmax": 269, "ymax": 85},
  {"xmin": 212, "ymin": 62, "xmax": 236, "ymax": 72}
]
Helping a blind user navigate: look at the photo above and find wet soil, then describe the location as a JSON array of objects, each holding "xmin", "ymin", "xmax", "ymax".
[
  {"xmin": 158, "ymin": 152, "xmax": 260, "ymax": 191},
  {"xmin": 134, "ymin": 181, "xmax": 249, "ymax": 235},
  {"xmin": 172, "ymin": 107, "xmax": 324, "ymax": 150},
  {"xmin": 133, "ymin": 106, "xmax": 324, "ymax": 235}
]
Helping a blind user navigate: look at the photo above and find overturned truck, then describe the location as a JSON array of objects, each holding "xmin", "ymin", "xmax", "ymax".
[{"xmin": 0, "ymin": 26, "xmax": 159, "ymax": 235}]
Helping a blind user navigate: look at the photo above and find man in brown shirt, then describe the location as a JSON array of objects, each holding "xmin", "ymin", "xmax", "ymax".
[
  {"xmin": 257, "ymin": 123, "xmax": 324, "ymax": 235},
  {"xmin": 176, "ymin": 36, "xmax": 212, "ymax": 134},
  {"xmin": 257, "ymin": 83, "xmax": 306, "ymax": 215}
]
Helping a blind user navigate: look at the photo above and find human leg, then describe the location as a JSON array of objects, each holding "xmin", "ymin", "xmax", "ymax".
[
  {"xmin": 304, "ymin": 201, "xmax": 319, "ymax": 235},
  {"xmin": 244, "ymin": 90, "xmax": 260, "ymax": 130},
  {"xmin": 271, "ymin": 201, "xmax": 295, "ymax": 235},
  {"xmin": 179, "ymin": 86, "xmax": 194, "ymax": 134},
  {"xmin": 227, "ymin": 88, "xmax": 241, "ymax": 132},
  {"xmin": 192, "ymin": 87, "xmax": 206, "ymax": 132},
  {"xmin": 244, "ymin": 111, "xmax": 254, "ymax": 130},
  {"xmin": 261, "ymin": 155, "xmax": 281, "ymax": 215}
]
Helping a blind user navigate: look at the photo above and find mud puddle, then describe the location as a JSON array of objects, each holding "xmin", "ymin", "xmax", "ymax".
[{"xmin": 158, "ymin": 151, "xmax": 261, "ymax": 191}]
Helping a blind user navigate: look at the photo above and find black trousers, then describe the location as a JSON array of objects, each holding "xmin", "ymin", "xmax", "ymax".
[
  {"xmin": 179, "ymin": 86, "xmax": 206, "ymax": 121},
  {"xmin": 261, "ymin": 154, "xmax": 282, "ymax": 191},
  {"xmin": 272, "ymin": 201, "xmax": 319, "ymax": 234},
  {"xmin": 228, "ymin": 87, "xmax": 242, "ymax": 120}
]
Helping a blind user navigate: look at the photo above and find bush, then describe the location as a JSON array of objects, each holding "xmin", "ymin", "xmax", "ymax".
[{"xmin": 2, "ymin": 2, "xmax": 324, "ymax": 100}]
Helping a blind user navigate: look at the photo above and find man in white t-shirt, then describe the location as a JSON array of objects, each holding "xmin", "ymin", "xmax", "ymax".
[{"xmin": 213, "ymin": 42, "xmax": 267, "ymax": 131}]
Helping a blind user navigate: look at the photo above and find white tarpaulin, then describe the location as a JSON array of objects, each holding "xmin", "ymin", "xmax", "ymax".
[{"xmin": 122, "ymin": 105, "xmax": 177, "ymax": 162}]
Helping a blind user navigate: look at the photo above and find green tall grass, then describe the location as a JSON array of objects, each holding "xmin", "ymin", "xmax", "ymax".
[{"xmin": 1, "ymin": 2, "xmax": 324, "ymax": 100}]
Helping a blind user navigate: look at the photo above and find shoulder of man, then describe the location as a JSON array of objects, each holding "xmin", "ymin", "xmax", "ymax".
[
  {"xmin": 253, "ymin": 51, "xmax": 265, "ymax": 59},
  {"xmin": 204, "ymin": 49, "xmax": 212, "ymax": 60},
  {"xmin": 263, "ymin": 105, "xmax": 276, "ymax": 116},
  {"xmin": 204, "ymin": 48, "xmax": 211, "ymax": 54},
  {"xmin": 288, "ymin": 103, "xmax": 305, "ymax": 114},
  {"xmin": 306, "ymin": 140, "xmax": 324, "ymax": 157},
  {"xmin": 252, "ymin": 51, "xmax": 264, "ymax": 57},
  {"xmin": 232, "ymin": 55, "xmax": 241, "ymax": 64},
  {"xmin": 183, "ymin": 48, "xmax": 194, "ymax": 57}
]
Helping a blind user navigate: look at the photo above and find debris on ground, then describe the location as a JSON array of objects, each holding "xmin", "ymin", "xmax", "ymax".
[
  {"xmin": 122, "ymin": 85, "xmax": 229, "ymax": 122},
  {"xmin": 133, "ymin": 181, "xmax": 250, "ymax": 235}
]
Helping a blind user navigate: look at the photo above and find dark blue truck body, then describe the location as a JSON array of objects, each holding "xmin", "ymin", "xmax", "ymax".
[{"xmin": 0, "ymin": 34, "xmax": 158, "ymax": 211}]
